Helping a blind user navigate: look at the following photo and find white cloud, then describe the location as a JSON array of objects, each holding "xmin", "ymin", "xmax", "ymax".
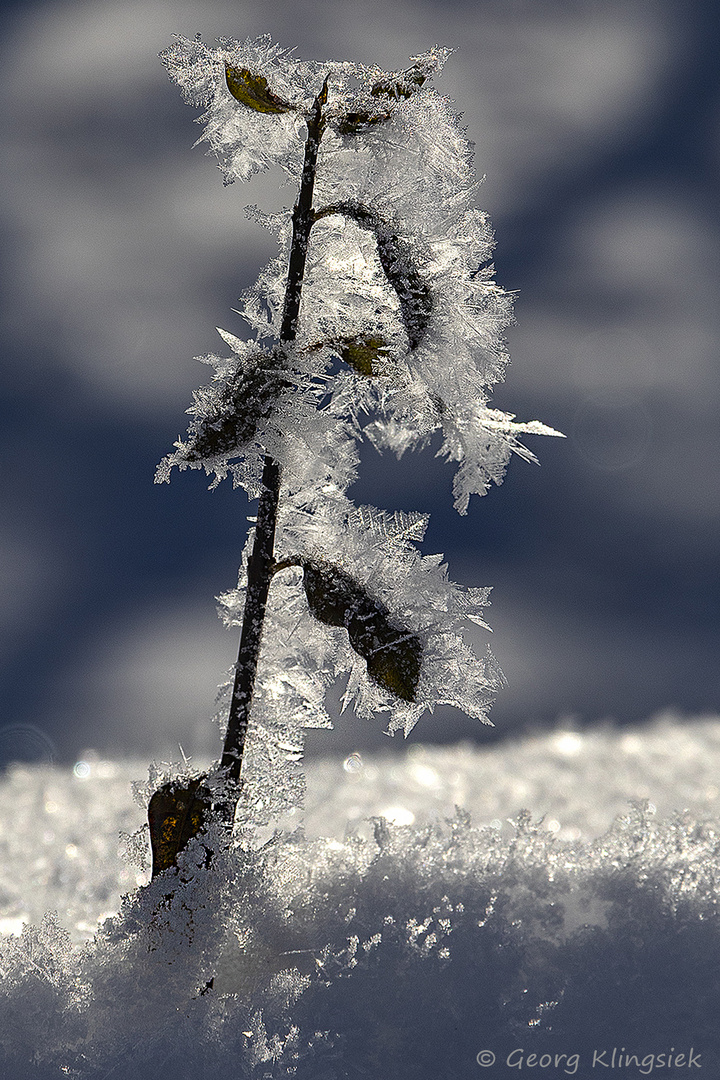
[
  {"xmin": 456, "ymin": 561, "xmax": 720, "ymax": 726},
  {"xmin": 437, "ymin": 9, "xmax": 674, "ymax": 215}
]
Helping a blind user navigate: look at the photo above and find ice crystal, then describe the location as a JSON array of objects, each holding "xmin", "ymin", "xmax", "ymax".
[
  {"xmin": 156, "ymin": 37, "xmax": 562, "ymax": 832},
  {"xmin": 159, "ymin": 35, "xmax": 561, "ymax": 500},
  {"xmin": 2, "ymin": 719, "xmax": 720, "ymax": 1077}
]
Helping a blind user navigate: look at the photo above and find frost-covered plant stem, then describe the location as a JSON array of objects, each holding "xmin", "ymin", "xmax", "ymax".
[
  {"xmin": 218, "ymin": 454, "xmax": 280, "ymax": 793},
  {"xmin": 219, "ymin": 82, "xmax": 328, "ymax": 803},
  {"xmin": 150, "ymin": 37, "xmax": 562, "ymax": 883}
]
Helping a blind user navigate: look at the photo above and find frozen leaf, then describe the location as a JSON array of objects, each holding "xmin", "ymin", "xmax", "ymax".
[
  {"xmin": 309, "ymin": 334, "xmax": 392, "ymax": 376},
  {"xmin": 184, "ymin": 348, "xmax": 288, "ymax": 463},
  {"xmin": 148, "ymin": 776, "xmax": 213, "ymax": 877},
  {"xmin": 301, "ymin": 559, "xmax": 423, "ymax": 702},
  {"xmin": 161, "ymin": 35, "xmax": 323, "ymax": 183},
  {"xmin": 370, "ymin": 65, "xmax": 427, "ymax": 101},
  {"xmin": 371, "ymin": 48, "xmax": 451, "ymax": 99},
  {"xmin": 335, "ymin": 109, "xmax": 392, "ymax": 136},
  {"xmin": 314, "ymin": 202, "xmax": 432, "ymax": 349},
  {"xmin": 333, "ymin": 48, "xmax": 451, "ymax": 134},
  {"xmin": 224, "ymin": 63, "xmax": 294, "ymax": 114},
  {"xmin": 334, "ymin": 335, "xmax": 391, "ymax": 376}
]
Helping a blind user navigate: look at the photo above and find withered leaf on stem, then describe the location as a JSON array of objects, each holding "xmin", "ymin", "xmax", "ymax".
[
  {"xmin": 148, "ymin": 777, "xmax": 213, "ymax": 878},
  {"xmin": 225, "ymin": 63, "xmax": 294, "ymax": 114},
  {"xmin": 307, "ymin": 334, "xmax": 391, "ymax": 376},
  {"xmin": 314, "ymin": 202, "xmax": 432, "ymax": 350},
  {"xmin": 185, "ymin": 351, "xmax": 287, "ymax": 462},
  {"xmin": 370, "ymin": 65, "xmax": 427, "ymax": 101},
  {"xmin": 301, "ymin": 559, "xmax": 423, "ymax": 701},
  {"xmin": 336, "ymin": 61, "xmax": 429, "ymax": 134},
  {"xmin": 334, "ymin": 335, "xmax": 391, "ymax": 376},
  {"xmin": 336, "ymin": 109, "xmax": 392, "ymax": 136}
]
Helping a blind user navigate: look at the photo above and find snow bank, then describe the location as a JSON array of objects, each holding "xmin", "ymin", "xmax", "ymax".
[{"xmin": 1, "ymin": 713, "xmax": 718, "ymax": 1077}]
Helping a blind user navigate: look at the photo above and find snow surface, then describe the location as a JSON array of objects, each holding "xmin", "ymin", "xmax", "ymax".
[{"xmin": 1, "ymin": 713, "xmax": 719, "ymax": 1077}]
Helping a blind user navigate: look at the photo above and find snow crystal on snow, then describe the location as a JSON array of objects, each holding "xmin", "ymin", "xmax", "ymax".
[{"xmin": 0, "ymin": 715, "xmax": 719, "ymax": 1076}]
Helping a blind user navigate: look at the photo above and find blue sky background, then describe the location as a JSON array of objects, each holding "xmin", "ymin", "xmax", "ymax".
[{"xmin": 0, "ymin": 0, "xmax": 718, "ymax": 764}]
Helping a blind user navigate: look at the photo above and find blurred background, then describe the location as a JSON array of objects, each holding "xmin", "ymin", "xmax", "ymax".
[{"xmin": 0, "ymin": 0, "xmax": 718, "ymax": 765}]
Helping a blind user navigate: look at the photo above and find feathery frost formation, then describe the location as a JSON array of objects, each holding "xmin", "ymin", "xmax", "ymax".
[
  {"xmin": 2, "ymin": 723, "xmax": 720, "ymax": 1077},
  {"xmin": 156, "ymin": 36, "xmax": 560, "ymax": 829}
]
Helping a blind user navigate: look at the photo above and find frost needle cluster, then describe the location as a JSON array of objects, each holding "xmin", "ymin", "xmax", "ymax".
[{"xmin": 155, "ymin": 34, "xmax": 560, "ymax": 842}]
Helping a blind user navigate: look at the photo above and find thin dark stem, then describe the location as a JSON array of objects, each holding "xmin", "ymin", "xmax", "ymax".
[
  {"xmin": 216, "ymin": 80, "xmax": 328, "ymax": 815},
  {"xmin": 279, "ymin": 80, "xmax": 327, "ymax": 343},
  {"xmin": 219, "ymin": 454, "xmax": 281, "ymax": 789}
]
